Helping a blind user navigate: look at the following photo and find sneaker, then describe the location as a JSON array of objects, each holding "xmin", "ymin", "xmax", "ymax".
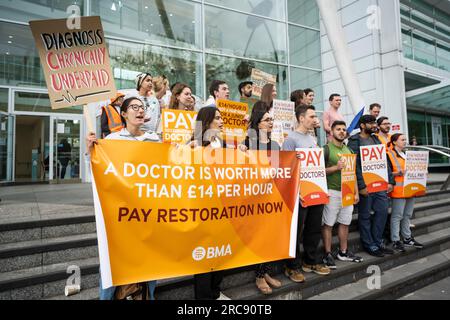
[
  {"xmin": 284, "ymin": 267, "xmax": 305, "ymax": 283},
  {"xmin": 302, "ymin": 263, "xmax": 331, "ymax": 276},
  {"xmin": 322, "ymin": 253, "xmax": 336, "ymax": 270},
  {"xmin": 216, "ymin": 292, "xmax": 231, "ymax": 300},
  {"xmin": 380, "ymin": 246, "xmax": 394, "ymax": 255},
  {"xmin": 403, "ymin": 238, "xmax": 424, "ymax": 249},
  {"xmin": 367, "ymin": 249, "xmax": 384, "ymax": 257},
  {"xmin": 393, "ymin": 241, "xmax": 406, "ymax": 252},
  {"xmin": 337, "ymin": 250, "xmax": 363, "ymax": 263}
]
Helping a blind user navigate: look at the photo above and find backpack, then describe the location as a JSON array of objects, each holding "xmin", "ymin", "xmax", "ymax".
[{"xmin": 114, "ymin": 282, "xmax": 149, "ymax": 300}]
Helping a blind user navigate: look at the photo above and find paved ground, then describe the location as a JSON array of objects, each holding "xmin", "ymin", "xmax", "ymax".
[
  {"xmin": 0, "ymin": 183, "xmax": 94, "ymax": 224},
  {"xmin": 400, "ymin": 276, "xmax": 450, "ymax": 300}
]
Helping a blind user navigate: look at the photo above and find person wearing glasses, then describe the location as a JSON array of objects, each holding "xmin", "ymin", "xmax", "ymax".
[
  {"xmin": 86, "ymin": 97, "xmax": 160, "ymax": 299},
  {"xmin": 375, "ymin": 116, "xmax": 392, "ymax": 148},
  {"xmin": 124, "ymin": 72, "xmax": 161, "ymax": 134}
]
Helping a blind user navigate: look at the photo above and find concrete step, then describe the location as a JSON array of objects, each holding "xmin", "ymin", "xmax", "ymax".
[
  {"xmin": 307, "ymin": 249, "xmax": 450, "ymax": 300},
  {"xmin": 399, "ymin": 276, "xmax": 450, "ymax": 300},
  {"xmin": 44, "ymin": 225, "xmax": 450, "ymax": 300},
  {"xmin": 0, "ymin": 213, "xmax": 95, "ymax": 245},
  {"xmin": 413, "ymin": 199, "xmax": 450, "ymax": 219},
  {"xmin": 414, "ymin": 189, "xmax": 450, "ymax": 204},
  {"xmin": 0, "ymin": 233, "xmax": 98, "ymax": 273},
  {"xmin": 426, "ymin": 180, "xmax": 446, "ymax": 191}
]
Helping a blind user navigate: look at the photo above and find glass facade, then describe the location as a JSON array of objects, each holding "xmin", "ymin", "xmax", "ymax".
[
  {"xmin": 400, "ymin": 0, "xmax": 450, "ymax": 72},
  {"xmin": 0, "ymin": 0, "xmax": 323, "ymax": 182}
]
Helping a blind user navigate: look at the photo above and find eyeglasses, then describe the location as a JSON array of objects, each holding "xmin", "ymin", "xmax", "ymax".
[
  {"xmin": 128, "ymin": 104, "xmax": 148, "ymax": 111},
  {"xmin": 214, "ymin": 116, "xmax": 222, "ymax": 120},
  {"xmin": 261, "ymin": 118, "xmax": 274, "ymax": 122},
  {"xmin": 381, "ymin": 122, "xmax": 392, "ymax": 126}
]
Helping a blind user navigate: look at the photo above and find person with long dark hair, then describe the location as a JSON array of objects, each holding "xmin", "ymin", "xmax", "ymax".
[
  {"xmin": 260, "ymin": 83, "xmax": 277, "ymax": 111},
  {"xmin": 169, "ymin": 83, "xmax": 195, "ymax": 111}
]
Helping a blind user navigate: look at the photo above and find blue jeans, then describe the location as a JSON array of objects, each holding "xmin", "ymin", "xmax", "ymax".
[
  {"xmin": 390, "ymin": 198, "xmax": 415, "ymax": 242},
  {"xmin": 357, "ymin": 192, "xmax": 389, "ymax": 252},
  {"xmin": 99, "ymin": 274, "xmax": 157, "ymax": 300}
]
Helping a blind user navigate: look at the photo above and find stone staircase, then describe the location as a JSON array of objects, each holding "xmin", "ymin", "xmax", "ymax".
[{"xmin": 1, "ymin": 180, "xmax": 449, "ymax": 300}]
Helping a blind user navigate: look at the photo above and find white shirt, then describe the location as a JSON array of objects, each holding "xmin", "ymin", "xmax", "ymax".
[
  {"xmin": 105, "ymin": 128, "xmax": 160, "ymax": 142},
  {"xmin": 124, "ymin": 90, "xmax": 161, "ymax": 133}
]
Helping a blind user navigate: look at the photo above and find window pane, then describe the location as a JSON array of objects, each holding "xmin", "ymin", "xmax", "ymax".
[
  {"xmin": 0, "ymin": 0, "xmax": 83, "ymax": 23},
  {"xmin": 108, "ymin": 39, "xmax": 203, "ymax": 97},
  {"xmin": 92, "ymin": 0, "xmax": 202, "ymax": 50},
  {"xmin": 206, "ymin": 54, "xmax": 288, "ymax": 102},
  {"xmin": 205, "ymin": 5, "xmax": 287, "ymax": 63},
  {"xmin": 289, "ymin": 25, "xmax": 321, "ymax": 69},
  {"xmin": 287, "ymin": 0, "xmax": 320, "ymax": 29},
  {"xmin": 0, "ymin": 88, "xmax": 7, "ymax": 112},
  {"xmin": 413, "ymin": 33, "xmax": 435, "ymax": 53},
  {"xmin": 14, "ymin": 92, "xmax": 82, "ymax": 114},
  {"xmin": 0, "ymin": 22, "xmax": 46, "ymax": 88},
  {"xmin": 205, "ymin": 0, "xmax": 285, "ymax": 21},
  {"xmin": 290, "ymin": 67, "xmax": 323, "ymax": 110}
]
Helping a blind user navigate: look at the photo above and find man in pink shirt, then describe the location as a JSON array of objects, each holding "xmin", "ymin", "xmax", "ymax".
[{"xmin": 323, "ymin": 94, "xmax": 344, "ymax": 141}]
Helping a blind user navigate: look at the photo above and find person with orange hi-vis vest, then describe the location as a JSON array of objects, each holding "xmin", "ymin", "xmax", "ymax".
[
  {"xmin": 387, "ymin": 133, "xmax": 424, "ymax": 252},
  {"xmin": 101, "ymin": 92, "xmax": 125, "ymax": 138}
]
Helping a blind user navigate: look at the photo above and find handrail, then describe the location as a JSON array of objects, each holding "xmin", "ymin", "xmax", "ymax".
[{"xmin": 406, "ymin": 145, "xmax": 450, "ymax": 191}]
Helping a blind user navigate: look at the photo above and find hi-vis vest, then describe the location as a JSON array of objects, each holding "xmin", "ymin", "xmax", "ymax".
[
  {"xmin": 387, "ymin": 149, "xmax": 410, "ymax": 198},
  {"xmin": 103, "ymin": 105, "xmax": 123, "ymax": 133},
  {"xmin": 376, "ymin": 133, "xmax": 391, "ymax": 148}
]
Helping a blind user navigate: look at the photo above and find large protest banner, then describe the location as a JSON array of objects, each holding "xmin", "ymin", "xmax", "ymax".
[
  {"xmin": 91, "ymin": 141, "xmax": 300, "ymax": 288},
  {"xmin": 161, "ymin": 109, "xmax": 197, "ymax": 144},
  {"xmin": 250, "ymin": 68, "xmax": 276, "ymax": 98},
  {"xmin": 30, "ymin": 16, "xmax": 116, "ymax": 109},
  {"xmin": 296, "ymin": 148, "xmax": 329, "ymax": 206},
  {"xmin": 341, "ymin": 154, "xmax": 357, "ymax": 207},
  {"xmin": 217, "ymin": 99, "xmax": 248, "ymax": 143},
  {"xmin": 272, "ymin": 99, "xmax": 295, "ymax": 146},
  {"xmin": 403, "ymin": 151, "xmax": 429, "ymax": 197},
  {"xmin": 360, "ymin": 145, "xmax": 388, "ymax": 193}
]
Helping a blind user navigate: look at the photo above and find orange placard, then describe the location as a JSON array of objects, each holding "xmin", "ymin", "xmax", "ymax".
[
  {"xmin": 297, "ymin": 148, "xmax": 329, "ymax": 206},
  {"xmin": 91, "ymin": 141, "xmax": 300, "ymax": 288},
  {"xmin": 341, "ymin": 154, "xmax": 356, "ymax": 207},
  {"xmin": 217, "ymin": 99, "xmax": 248, "ymax": 143},
  {"xmin": 360, "ymin": 145, "xmax": 388, "ymax": 193},
  {"xmin": 29, "ymin": 16, "xmax": 116, "ymax": 109},
  {"xmin": 161, "ymin": 109, "xmax": 197, "ymax": 144}
]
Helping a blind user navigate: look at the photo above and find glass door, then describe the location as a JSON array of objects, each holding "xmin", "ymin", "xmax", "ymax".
[
  {"xmin": 0, "ymin": 112, "xmax": 14, "ymax": 182},
  {"xmin": 52, "ymin": 117, "xmax": 82, "ymax": 183}
]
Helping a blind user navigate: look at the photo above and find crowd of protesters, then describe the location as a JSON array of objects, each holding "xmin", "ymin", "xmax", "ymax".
[{"xmin": 88, "ymin": 72, "xmax": 425, "ymax": 300}]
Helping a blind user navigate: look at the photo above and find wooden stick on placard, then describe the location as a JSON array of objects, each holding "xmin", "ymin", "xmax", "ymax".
[{"xmin": 83, "ymin": 105, "xmax": 94, "ymax": 134}]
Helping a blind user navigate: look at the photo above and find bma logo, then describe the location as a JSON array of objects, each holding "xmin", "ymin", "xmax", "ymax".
[{"xmin": 192, "ymin": 245, "xmax": 232, "ymax": 261}]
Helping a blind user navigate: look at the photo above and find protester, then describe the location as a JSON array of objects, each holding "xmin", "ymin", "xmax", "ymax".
[
  {"xmin": 375, "ymin": 116, "xmax": 391, "ymax": 147},
  {"xmin": 190, "ymin": 106, "xmax": 230, "ymax": 300},
  {"xmin": 323, "ymin": 94, "xmax": 344, "ymax": 141},
  {"xmin": 387, "ymin": 133, "xmax": 424, "ymax": 252},
  {"xmin": 239, "ymin": 81, "xmax": 258, "ymax": 111},
  {"xmin": 347, "ymin": 115, "xmax": 395, "ymax": 257},
  {"xmin": 168, "ymin": 83, "xmax": 195, "ymax": 111},
  {"xmin": 369, "ymin": 103, "xmax": 381, "ymax": 119},
  {"xmin": 282, "ymin": 104, "xmax": 331, "ymax": 282},
  {"xmin": 124, "ymin": 72, "xmax": 161, "ymax": 133},
  {"xmin": 86, "ymin": 97, "xmax": 160, "ymax": 300},
  {"xmin": 290, "ymin": 89, "xmax": 306, "ymax": 107},
  {"xmin": 261, "ymin": 83, "xmax": 277, "ymax": 111},
  {"xmin": 101, "ymin": 92, "xmax": 125, "ymax": 138},
  {"xmin": 304, "ymin": 88, "xmax": 315, "ymax": 106},
  {"xmin": 153, "ymin": 75, "xmax": 171, "ymax": 109},
  {"xmin": 204, "ymin": 80, "xmax": 230, "ymax": 107},
  {"xmin": 322, "ymin": 121, "xmax": 362, "ymax": 269},
  {"xmin": 57, "ymin": 139, "xmax": 71, "ymax": 179}
]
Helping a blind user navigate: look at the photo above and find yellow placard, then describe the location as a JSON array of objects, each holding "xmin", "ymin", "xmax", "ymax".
[
  {"xmin": 161, "ymin": 109, "xmax": 197, "ymax": 144},
  {"xmin": 341, "ymin": 154, "xmax": 356, "ymax": 207},
  {"xmin": 217, "ymin": 99, "xmax": 248, "ymax": 143}
]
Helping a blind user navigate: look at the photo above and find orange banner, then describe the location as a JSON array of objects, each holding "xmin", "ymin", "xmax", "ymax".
[
  {"xmin": 91, "ymin": 141, "xmax": 300, "ymax": 288},
  {"xmin": 161, "ymin": 109, "xmax": 197, "ymax": 144},
  {"xmin": 297, "ymin": 148, "xmax": 329, "ymax": 206},
  {"xmin": 341, "ymin": 154, "xmax": 356, "ymax": 207},
  {"xmin": 217, "ymin": 99, "xmax": 248, "ymax": 143}
]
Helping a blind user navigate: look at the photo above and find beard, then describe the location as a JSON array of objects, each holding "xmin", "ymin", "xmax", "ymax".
[
  {"xmin": 334, "ymin": 135, "xmax": 345, "ymax": 142},
  {"xmin": 244, "ymin": 91, "xmax": 252, "ymax": 98}
]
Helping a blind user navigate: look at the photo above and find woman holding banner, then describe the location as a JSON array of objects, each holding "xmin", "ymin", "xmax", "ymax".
[
  {"xmin": 243, "ymin": 106, "xmax": 282, "ymax": 295},
  {"xmin": 86, "ymin": 97, "xmax": 160, "ymax": 300},
  {"xmin": 189, "ymin": 106, "xmax": 231, "ymax": 300},
  {"xmin": 169, "ymin": 83, "xmax": 195, "ymax": 111},
  {"xmin": 387, "ymin": 133, "xmax": 424, "ymax": 252}
]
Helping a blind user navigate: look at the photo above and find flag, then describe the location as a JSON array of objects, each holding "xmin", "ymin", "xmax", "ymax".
[{"xmin": 347, "ymin": 106, "xmax": 365, "ymax": 134}]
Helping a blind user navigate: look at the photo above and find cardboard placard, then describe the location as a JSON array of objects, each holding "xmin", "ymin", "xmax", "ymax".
[
  {"xmin": 29, "ymin": 16, "xmax": 116, "ymax": 109},
  {"xmin": 360, "ymin": 145, "xmax": 388, "ymax": 193},
  {"xmin": 404, "ymin": 151, "xmax": 429, "ymax": 197},
  {"xmin": 341, "ymin": 154, "xmax": 357, "ymax": 207},
  {"xmin": 250, "ymin": 68, "xmax": 276, "ymax": 98},
  {"xmin": 217, "ymin": 99, "xmax": 248, "ymax": 143},
  {"xmin": 297, "ymin": 148, "xmax": 329, "ymax": 206},
  {"xmin": 161, "ymin": 109, "xmax": 197, "ymax": 144},
  {"xmin": 271, "ymin": 99, "xmax": 295, "ymax": 146}
]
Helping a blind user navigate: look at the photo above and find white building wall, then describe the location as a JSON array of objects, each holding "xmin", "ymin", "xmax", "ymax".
[{"xmin": 320, "ymin": 0, "xmax": 409, "ymax": 135}]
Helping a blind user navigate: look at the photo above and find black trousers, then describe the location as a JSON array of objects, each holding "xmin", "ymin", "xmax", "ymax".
[
  {"xmin": 285, "ymin": 203, "xmax": 324, "ymax": 269},
  {"xmin": 194, "ymin": 271, "xmax": 224, "ymax": 300}
]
